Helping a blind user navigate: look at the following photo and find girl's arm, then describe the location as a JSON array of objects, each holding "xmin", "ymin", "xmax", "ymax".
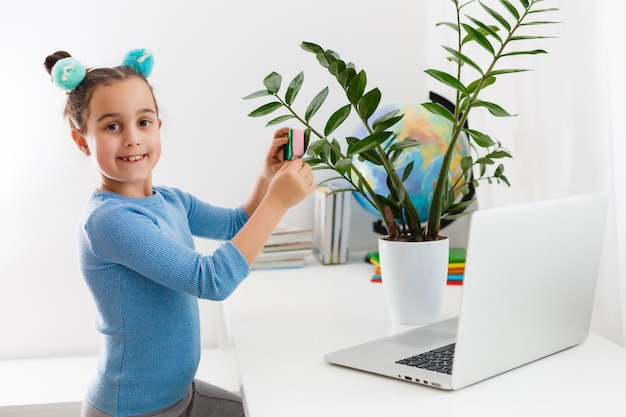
[
  {"xmin": 241, "ymin": 127, "xmax": 290, "ymax": 217},
  {"xmin": 234, "ymin": 127, "xmax": 314, "ymax": 265}
]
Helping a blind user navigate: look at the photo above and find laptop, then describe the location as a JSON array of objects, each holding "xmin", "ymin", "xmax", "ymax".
[{"xmin": 324, "ymin": 192, "xmax": 609, "ymax": 390}]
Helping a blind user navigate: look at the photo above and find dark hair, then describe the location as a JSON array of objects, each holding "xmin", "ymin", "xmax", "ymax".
[{"xmin": 44, "ymin": 51, "xmax": 159, "ymax": 132}]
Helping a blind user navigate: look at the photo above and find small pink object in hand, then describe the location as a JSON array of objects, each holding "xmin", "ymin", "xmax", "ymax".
[{"xmin": 284, "ymin": 129, "xmax": 310, "ymax": 160}]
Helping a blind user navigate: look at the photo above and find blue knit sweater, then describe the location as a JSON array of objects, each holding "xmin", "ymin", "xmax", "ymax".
[{"xmin": 78, "ymin": 186, "xmax": 250, "ymax": 416}]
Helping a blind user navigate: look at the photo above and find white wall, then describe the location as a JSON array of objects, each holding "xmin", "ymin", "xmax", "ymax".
[
  {"xmin": 1, "ymin": 0, "xmax": 620, "ymax": 360},
  {"xmin": 0, "ymin": 0, "xmax": 435, "ymax": 359}
]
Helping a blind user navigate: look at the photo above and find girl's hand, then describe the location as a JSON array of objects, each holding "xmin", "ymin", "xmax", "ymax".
[
  {"xmin": 261, "ymin": 127, "xmax": 291, "ymax": 180},
  {"xmin": 265, "ymin": 158, "xmax": 315, "ymax": 210}
]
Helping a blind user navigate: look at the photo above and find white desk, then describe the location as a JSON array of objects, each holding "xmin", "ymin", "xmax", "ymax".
[{"xmin": 223, "ymin": 255, "xmax": 626, "ymax": 417}]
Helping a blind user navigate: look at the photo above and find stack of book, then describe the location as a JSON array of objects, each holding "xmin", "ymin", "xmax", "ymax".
[
  {"xmin": 313, "ymin": 180, "xmax": 351, "ymax": 265},
  {"xmin": 366, "ymin": 247, "xmax": 466, "ymax": 285},
  {"xmin": 447, "ymin": 247, "xmax": 466, "ymax": 286},
  {"xmin": 252, "ymin": 227, "xmax": 314, "ymax": 270}
]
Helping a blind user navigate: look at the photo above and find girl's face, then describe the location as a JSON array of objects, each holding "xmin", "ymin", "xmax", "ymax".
[{"xmin": 73, "ymin": 77, "xmax": 162, "ymax": 198}]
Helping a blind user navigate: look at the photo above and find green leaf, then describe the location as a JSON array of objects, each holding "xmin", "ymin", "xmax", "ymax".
[
  {"xmin": 347, "ymin": 131, "xmax": 391, "ymax": 156},
  {"xmin": 442, "ymin": 45, "xmax": 484, "ymax": 75},
  {"xmin": 529, "ymin": 8, "xmax": 560, "ymax": 14},
  {"xmin": 266, "ymin": 114, "xmax": 294, "ymax": 126},
  {"xmin": 308, "ymin": 139, "xmax": 326, "ymax": 155},
  {"xmin": 326, "ymin": 188, "xmax": 354, "ymax": 198},
  {"xmin": 480, "ymin": 2, "xmax": 511, "ymax": 32},
  {"xmin": 424, "ymin": 69, "xmax": 469, "ymax": 95},
  {"xmin": 318, "ymin": 176, "xmax": 349, "ymax": 186},
  {"xmin": 328, "ymin": 59, "xmax": 346, "ymax": 77},
  {"xmin": 346, "ymin": 136, "xmax": 383, "ymax": 166},
  {"xmin": 357, "ymin": 88, "xmax": 382, "ymax": 120},
  {"xmin": 436, "ymin": 21, "xmax": 460, "ymax": 32},
  {"xmin": 500, "ymin": 49, "xmax": 547, "ymax": 57},
  {"xmin": 347, "ymin": 70, "xmax": 367, "ymax": 105},
  {"xmin": 464, "ymin": 129, "xmax": 496, "ymax": 147},
  {"xmin": 372, "ymin": 109, "xmax": 402, "ymax": 132},
  {"xmin": 338, "ymin": 67, "xmax": 357, "ymax": 88},
  {"xmin": 376, "ymin": 115, "xmax": 404, "ymax": 133},
  {"xmin": 316, "ymin": 50, "xmax": 340, "ymax": 69},
  {"xmin": 242, "ymin": 90, "xmax": 272, "ymax": 100},
  {"xmin": 401, "ymin": 161, "xmax": 415, "ymax": 182},
  {"xmin": 487, "ymin": 69, "xmax": 529, "ymax": 76},
  {"xmin": 263, "ymin": 72, "xmax": 282, "ymax": 94},
  {"xmin": 476, "ymin": 157, "xmax": 495, "ymax": 165},
  {"xmin": 447, "ymin": 199, "xmax": 476, "ymax": 214},
  {"xmin": 285, "ymin": 72, "xmax": 304, "ymax": 106},
  {"xmin": 305, "ymin": 87, "xmax": 329, "ymax": 121},
  {"xmin": 510, "ymin": 35, "xmax": 557, "ymax": 41},
  {"xmin": 334, "ymin": 158, "xmax": 352, "ymax": 174},
  {"xmin": 467, "ymin": 75, "xmax": 496, "ymax": 94},
  {"xmin": 324, "ymin": 104, "xmax": 351, "ymax": 136},
  {"xmin": 247, "ymin": 102, "xmax": 282, "ymax": 117},
  {"xmin": 421, "ymin": 101, "xmax": 456, "ymax": 123},
  {"xmin": 329, "ymin": 138, "xmax": 342, "ymax": 165},
  {"xmin": 520, "ymin": 20, "xmax": 560, "ymax": 27},
  {"xmin": 494, "ymin": 163, "xmax": 505, "ymax": 177},
  {"xmin": 487, "ymin": 149, "xmax": 513, "ymax": 158},
  {"xmin": 300, "ymin": 41, "xmax": 324, "ymax": 54},
  {"xmin": 442, "ymin": 210, "xmax": 475, "ymax": 221},
  {"xmin": 302, "ymin": 157, "xmax": 323, "ymax": 167},
  {"xmin": 461, "ymin": 155, "xmax": 473, "ymax": 171},
  {"xmin": 475, "ymin": 100, "xmax": 517, "ymax": 117},
  {"xmin": 498, "ymin": 0, "xmax": 520, "ymax": 20},
  {"xmin": 462, "ymin": 23, "xmax": 495, "ymax": 55},
  {"xmin": 466, "ymin": 16, "xmax": 502, "ymax": 44},
  {"xmin": 355, "ymin": 146, "xmax": 384, "ymax": 166},
  {"xmin": 388, "ymin": 139, "xmax": 420, "ymax": 153}
]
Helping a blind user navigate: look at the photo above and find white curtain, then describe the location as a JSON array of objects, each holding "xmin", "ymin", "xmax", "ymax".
[
  {"xmin": 426, "ymin": 0, "xmax": 624, "ymax": 344},
  {"xmin": 606, "ymin": 0, "xmax": 626, "ymax": 345}
]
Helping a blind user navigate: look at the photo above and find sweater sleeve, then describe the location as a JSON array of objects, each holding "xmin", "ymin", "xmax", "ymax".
[
  {"xmin": 166, "ymin": 187, "xmax": 249, "ymax": 240},
  {"xmin": 83, "ymin": 202, "xmax": 250, "ymax": 301}
]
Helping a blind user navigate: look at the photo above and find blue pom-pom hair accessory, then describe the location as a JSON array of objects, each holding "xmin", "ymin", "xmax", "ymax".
[
  {"xmin": 50, "ymin": 49, "xmax": 154, "ymax": 91},
  {"xmin": 51, "ymin": 57, "xmax": 86, "ymax": 91},
  {"xmin": 121, "ymin": 48, "xmax": 154, "ymax": 78}
]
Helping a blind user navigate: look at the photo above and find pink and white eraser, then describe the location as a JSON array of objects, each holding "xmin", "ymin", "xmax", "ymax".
[{"xmin": 292, "ymin": 129, "xmax": 305, "ymax": 157}]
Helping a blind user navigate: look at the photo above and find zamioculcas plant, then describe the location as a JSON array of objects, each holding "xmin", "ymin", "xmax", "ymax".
[{"xmin": 245, "ymin": 0, "xmax": 558, "ymax": 242}]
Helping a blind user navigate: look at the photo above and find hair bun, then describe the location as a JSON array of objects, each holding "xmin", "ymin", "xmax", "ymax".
[
  {"xmin": 44, "ymin": 51, "xmax": 72, "ymax": 75},
  {"xmin": 121, "ymin": 49, "xmax": 154, "ymax": 78},
  {"xmin": 45, "ymin": 51, "xmax": 86, "ymax": 91}
]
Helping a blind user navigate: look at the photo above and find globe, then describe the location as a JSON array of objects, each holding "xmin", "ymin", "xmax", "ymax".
[{"xmin": 351, "ymin": 102, "xmax": 471, "ymax": 225}]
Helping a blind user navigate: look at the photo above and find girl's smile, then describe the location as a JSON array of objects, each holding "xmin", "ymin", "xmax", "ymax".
[{"xmin": 119, "ymin": 154, "xmax": 147, "ymax": 162}]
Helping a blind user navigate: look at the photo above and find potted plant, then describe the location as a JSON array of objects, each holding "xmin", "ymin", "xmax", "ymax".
[{"xmin": 245, "ymin": 0, "xmax": 558, "ymax": 323}]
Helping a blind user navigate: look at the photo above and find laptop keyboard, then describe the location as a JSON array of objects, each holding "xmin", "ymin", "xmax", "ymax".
[{"xmin": 395, "ymin": 343, "xmax": 455, "ymax": 375}]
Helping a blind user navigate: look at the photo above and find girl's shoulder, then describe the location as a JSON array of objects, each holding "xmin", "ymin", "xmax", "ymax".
[
  {"xmin": 154, "ymin": 185, "xmax": 202, "ymax": 210},
  {"xmin": 85, "ymin": 190, "xmax": 163, "ymax": 225}
]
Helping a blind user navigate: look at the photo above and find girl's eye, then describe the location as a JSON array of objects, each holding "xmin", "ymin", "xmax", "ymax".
[
  {"xmin": 139, "ymin": 119, "xmax": 152, "ymax": 127},
  {"xmin": 105, "ymin": 123, "xmax": 120, "ymax": 131}
]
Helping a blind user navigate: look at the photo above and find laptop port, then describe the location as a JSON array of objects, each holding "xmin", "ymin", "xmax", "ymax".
[{"xmin": 404, "ymin": 376, "xmax": 412, "ymax": 381}]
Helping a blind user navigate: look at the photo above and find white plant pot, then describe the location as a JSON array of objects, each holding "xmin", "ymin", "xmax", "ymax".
[{"xmin": 378, "ymin": 236, "xmax": 449, "ymax": 325}]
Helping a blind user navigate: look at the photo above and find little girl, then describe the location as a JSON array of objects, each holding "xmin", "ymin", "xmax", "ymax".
[{"xmin": 44, "ymin": 49, "xmax": 314, "ymax": 417}]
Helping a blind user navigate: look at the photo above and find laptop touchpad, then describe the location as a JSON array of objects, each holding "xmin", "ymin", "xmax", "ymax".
[{"xmin": 391, "ymin": 329, "xmax": 455, "ymax": 349}]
